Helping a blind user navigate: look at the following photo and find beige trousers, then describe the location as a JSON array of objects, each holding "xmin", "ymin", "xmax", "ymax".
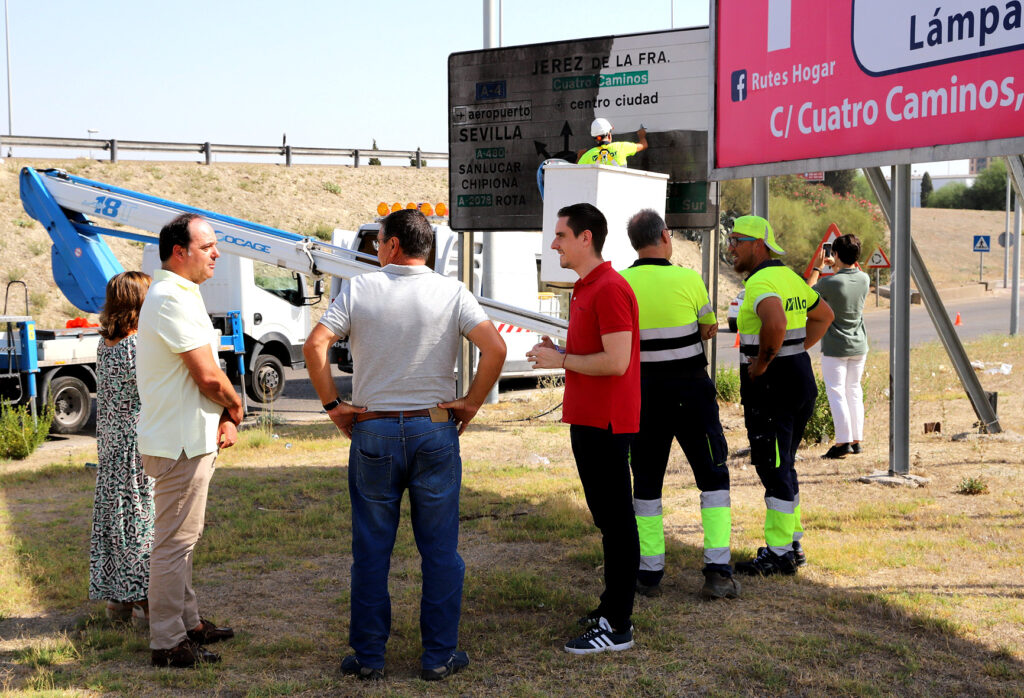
[{"xmin": 143, "ymin": 450, "xmax": 217, "ymax": 650}]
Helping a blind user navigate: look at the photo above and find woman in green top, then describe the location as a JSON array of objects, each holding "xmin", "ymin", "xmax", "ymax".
[{"xmin": 807, "ymin": 235, "xmax": 871, "ymax": 459}]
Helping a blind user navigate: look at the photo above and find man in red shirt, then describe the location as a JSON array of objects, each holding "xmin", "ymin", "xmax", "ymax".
[{"xmin": 528, "ymin": 202, "xmax": 641, "ymax": 654}]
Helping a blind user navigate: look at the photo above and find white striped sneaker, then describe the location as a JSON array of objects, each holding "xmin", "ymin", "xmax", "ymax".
[{"xmin": 564, "ymin": 617, "xmax": 634, "ymax": 654}]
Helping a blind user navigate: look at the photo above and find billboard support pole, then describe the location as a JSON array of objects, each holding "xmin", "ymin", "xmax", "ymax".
[
  {"xmin": 888, "ymin": 165, "xmax": 912, "ymax": 475},
  {"xmin": 1004, "ymin": 176, "xmax": 1011, "ymax": 289},
  {"xmin": 751, "ymin": 177, "xmax": 769, "ymax": 219},
  {"xmin": 865, "ymin": 167, "xmax": 1002, "ymax": 452},
  {"xmin": 1004, "ymin": 155, "xmax": 1024, "ymax": 336}
]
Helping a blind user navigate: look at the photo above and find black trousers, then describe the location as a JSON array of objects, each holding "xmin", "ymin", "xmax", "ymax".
[
  {"xmin": 569, "ymin": 424, "xmax": 638, "ymax": 632},
  {"xmin": 630, "ymin": 368, "xmax": 730, "ymax": 583},
  {"xmin": 740, "ymin": 357, "xmax": 817, "ymax": 502},
  {"xmin": 631, "ymin": 369, "xmax": 730, "ymax": 500}
]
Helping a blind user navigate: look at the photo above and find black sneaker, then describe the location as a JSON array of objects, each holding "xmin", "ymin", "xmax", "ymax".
[
  {"xmin": 701, "ymin": 570, "xmax": 741, "ymax": 599},
  {"xmin": 792, "ymin": 541, "xmax": 807, "ymax": 567},
  {"xmin": 340, "ymin": 655, "xmax": 384, "ymax": 681},
  {"xmin": 736, "ymin": 548, "xmax": 797, "ymax": 576},
  {"xmin": 421, "ymin": 650, "xmax": 469, "ymax": 681},
  {"xmin": 851, "ymin": 443, "xmax": 862, "ymax": 454},
  {"xmin": 822, "ymin": 443, "xmax": 852, "ymax": 459},
  {"xmin": 564, "ymin": 617, "xmax": 634, "ymax": 654}
]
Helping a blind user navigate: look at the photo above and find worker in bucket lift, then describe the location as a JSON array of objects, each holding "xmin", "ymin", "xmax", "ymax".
[{"xmin": 577, "ymin": 118, "xmax": 647, "ymax": 166}]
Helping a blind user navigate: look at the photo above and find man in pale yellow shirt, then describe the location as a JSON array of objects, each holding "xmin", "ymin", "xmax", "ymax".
[{"xmin": 137, "ymin": 213, "xmax": 243, "ymax": 668}]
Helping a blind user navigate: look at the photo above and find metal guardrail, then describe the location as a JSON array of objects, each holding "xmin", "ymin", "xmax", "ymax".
[{"xmin": 0, "ymin": 135, "xmax": 448, "ymax": 168}]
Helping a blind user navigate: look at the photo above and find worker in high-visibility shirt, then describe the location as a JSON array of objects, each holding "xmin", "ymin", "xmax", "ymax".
[
  {"xmin": 620, "ymin": 209, "xmax": 739, "ymax": 600},
  {"xmin": 728, "ymin": 216, "xmax": 833, "ymax": 577},
  {"xmin": 577, "ymin": 118, "xmax": 647, "ymax": 166}
]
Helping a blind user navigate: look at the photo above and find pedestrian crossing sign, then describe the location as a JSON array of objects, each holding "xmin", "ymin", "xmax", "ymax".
[{"xmin": 973, "ymin": 235, "xmax": 991, "ymax": 252}]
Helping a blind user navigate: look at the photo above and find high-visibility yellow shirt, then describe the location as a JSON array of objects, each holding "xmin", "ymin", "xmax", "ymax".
[
  {"xmin": 737, "ymin": 260, "xmax": 819, "ymax": 367},
  {"xmin": 577, "ymin": 141, "xmax": 639, "ymax": 166},
  {"xmin": 620, "ymin": 258, "xmax": 715, "ymax": 374}
]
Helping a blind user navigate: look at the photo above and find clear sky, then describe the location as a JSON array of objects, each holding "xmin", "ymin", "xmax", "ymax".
[
  {"xmin": 3, "ymin": 0, "xmax": 707, "ymax": 152},
  {"xmin": 2, "ymin": 1, "xmax": 965, "ymax": 174}
]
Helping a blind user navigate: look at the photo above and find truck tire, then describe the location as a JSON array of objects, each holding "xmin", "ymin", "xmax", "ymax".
[
  {"xmin": 47, "ymin": 375, "xmax": 92, "ymax": 434},
  {"xmin": 245, "ymin": 353, "xmax": 285, "ymax": 403}
]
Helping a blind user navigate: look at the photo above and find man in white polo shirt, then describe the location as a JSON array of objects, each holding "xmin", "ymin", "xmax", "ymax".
[{"xmin": 137, "ymin": 213, "xmax": 244, "ymax": 668}]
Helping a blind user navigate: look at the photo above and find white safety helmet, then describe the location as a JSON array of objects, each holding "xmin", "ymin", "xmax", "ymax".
[{"xmin": 590, "ymin": 117, "xmax": 613, "ymax": 138}]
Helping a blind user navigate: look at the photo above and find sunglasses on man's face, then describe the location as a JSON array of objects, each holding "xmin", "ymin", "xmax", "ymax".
[{"xmin": 727, "ymin": 236, "xmax": 758, "ymax": 248}]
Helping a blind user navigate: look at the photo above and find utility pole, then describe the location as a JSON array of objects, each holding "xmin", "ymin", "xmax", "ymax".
[
  {"xmin": 480, "ymin": 0, "xmax": 501, "ymax": 404},
  {"xmin": 5, "ymin": 0, "xmax": 12, "ymax": 139}
]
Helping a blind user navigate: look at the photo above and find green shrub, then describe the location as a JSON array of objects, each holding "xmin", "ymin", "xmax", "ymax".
[
  {"xmin": 715, "ymin": 367, "xmax": 740, "ymax": 403},
  {"xmin": 0, "ymin": 402, "xmax": 53, "ymax": 460},
  {"xmin": 802, "ymin": 377, "xmax": 835, "ymax": 444},
  {"xmin": 956, "ymin": 476, "xmax": 988, "ymax": 495},
  {"xmin": 321, "ymin": 181, "xmax": 342, "ymax": 196},
  {"xmin": 926, "ymin": 181, "xmax": 968, "ymax": 209}
]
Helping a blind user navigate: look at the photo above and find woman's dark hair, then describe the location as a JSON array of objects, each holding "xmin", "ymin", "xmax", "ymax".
[
  {"xmin": 98, "ymin": 271, "xmax": 151, "ymax": 341},
  {"xmin": 832, "ymin": 233, "xmax": 861, "ymax": 265}
]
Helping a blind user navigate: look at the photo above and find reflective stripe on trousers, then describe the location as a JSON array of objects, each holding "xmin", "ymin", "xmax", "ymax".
[
  {"xmin": 700, "ymin": 489, "xmax": 731, "ymax": 566},
  {"xmin": 634, "ymin": 497, "xmax": 664, "ymax": 572}
]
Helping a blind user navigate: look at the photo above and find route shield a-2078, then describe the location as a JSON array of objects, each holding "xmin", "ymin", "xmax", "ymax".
[{"xmin": 448, "ymin": 27, "xmax": 711, "ymax": 231}]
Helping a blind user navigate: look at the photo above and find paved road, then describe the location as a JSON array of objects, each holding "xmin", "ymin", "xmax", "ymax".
[{"xmin": 713, "ymin": 291, "xmax": 1021, "ymax": 372}]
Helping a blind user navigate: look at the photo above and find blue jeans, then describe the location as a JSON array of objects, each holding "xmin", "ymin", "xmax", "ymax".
[{"xmin": 348, "ymin": 414, "xmax": 464, "ymax": 670}]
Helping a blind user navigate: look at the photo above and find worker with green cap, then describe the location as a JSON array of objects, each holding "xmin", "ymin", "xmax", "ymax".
[
  {"xmin": 728, "ymin": 215, "xmax": 833, "ymax": 577},
  {"xmin": 577, "ymin": 118, "xmax": 648, "ymax": 166},
  {"xmin": 620, "ymin": 209, "xmax": 739, "ymax": 601}
]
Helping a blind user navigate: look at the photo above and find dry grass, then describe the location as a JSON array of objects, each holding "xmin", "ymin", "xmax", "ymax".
[{"xmin": 1, "ymin": 335, "xmax": 1023, "ymax": 695}]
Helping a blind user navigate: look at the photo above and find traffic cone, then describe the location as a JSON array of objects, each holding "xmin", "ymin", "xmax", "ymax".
[
  {"xmin": 733, "ymin": 332, "xmax": 740, "ymax": 348},
  {"xmin": 954, "ymin": 312, "xmax": 962, "ymax": 326}
]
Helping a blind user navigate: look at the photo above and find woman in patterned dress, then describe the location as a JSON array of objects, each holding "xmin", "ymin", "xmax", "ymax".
[{"xmin": 89, "ymin": 271, "xmax": 152, "ymax": 622}]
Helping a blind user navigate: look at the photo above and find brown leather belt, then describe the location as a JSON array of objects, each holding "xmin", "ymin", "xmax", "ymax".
[{"xmin": 355, "ymin": 409, "xmax": 433, "ymax": 423}]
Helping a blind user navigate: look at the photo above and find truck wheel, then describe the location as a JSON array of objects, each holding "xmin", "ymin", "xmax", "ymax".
[
  {"xmin": 245, "ymin": 354, "xmax": 285, "ymax": 403},
  {"xmin": 47, "ymin": 375, "xmax": 92, "ymax": 434},
  {"xmin": 728, "ymin": 318, "xmax": 737, "ymax": 333}
]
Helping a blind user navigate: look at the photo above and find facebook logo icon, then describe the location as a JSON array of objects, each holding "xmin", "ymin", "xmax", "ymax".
[{"xmin": 731, "ymin": 69, "xmax": 748, "ymax": 102}]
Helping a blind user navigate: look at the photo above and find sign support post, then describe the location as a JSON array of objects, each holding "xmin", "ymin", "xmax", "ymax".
[
  {"xmin": 889, "ymin": 166, "xmax": 911, "ymax": 476},
  {"xmin": 1006, "ymin": 154, "xmax": 1024, "ymax": 336},
  {"xmin": 973, "ymin": 235, "xmax": 990, "ymax": 282}
]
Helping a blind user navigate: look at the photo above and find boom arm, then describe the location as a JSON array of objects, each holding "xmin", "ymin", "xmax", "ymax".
[{"xmin": 20, "ymin": 167, "xmax": 568, "ymax": 340}]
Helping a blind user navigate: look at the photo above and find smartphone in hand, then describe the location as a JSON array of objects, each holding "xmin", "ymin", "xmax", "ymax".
[{"xmin": 822, "ymin": 242, "xmax": 833, "ymax": 258}]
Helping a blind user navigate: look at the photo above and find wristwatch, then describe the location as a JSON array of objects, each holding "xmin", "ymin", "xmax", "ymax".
[{"xmin": 323, "ymin": 397, "xmax": 343, "ymax": 411}]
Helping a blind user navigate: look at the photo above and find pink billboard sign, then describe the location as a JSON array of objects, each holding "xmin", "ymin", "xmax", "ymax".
[{"xmin": 712, "ymin": 0, "xmax": 1024, "ymax": 176}]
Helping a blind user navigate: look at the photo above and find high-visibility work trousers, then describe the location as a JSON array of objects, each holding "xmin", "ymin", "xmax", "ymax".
[
  {"xmin": 740, "ymin": 356, "xmax": 817, "ymax": 555},
  {"xmin": 630, "ymin": 368, "xmax": 731, "ymax": 585}
]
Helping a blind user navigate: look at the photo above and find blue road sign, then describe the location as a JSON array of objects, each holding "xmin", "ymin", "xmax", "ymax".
[{"xmin": 973, "ymin": 235, "xmax": 991, "ymax": 252}]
